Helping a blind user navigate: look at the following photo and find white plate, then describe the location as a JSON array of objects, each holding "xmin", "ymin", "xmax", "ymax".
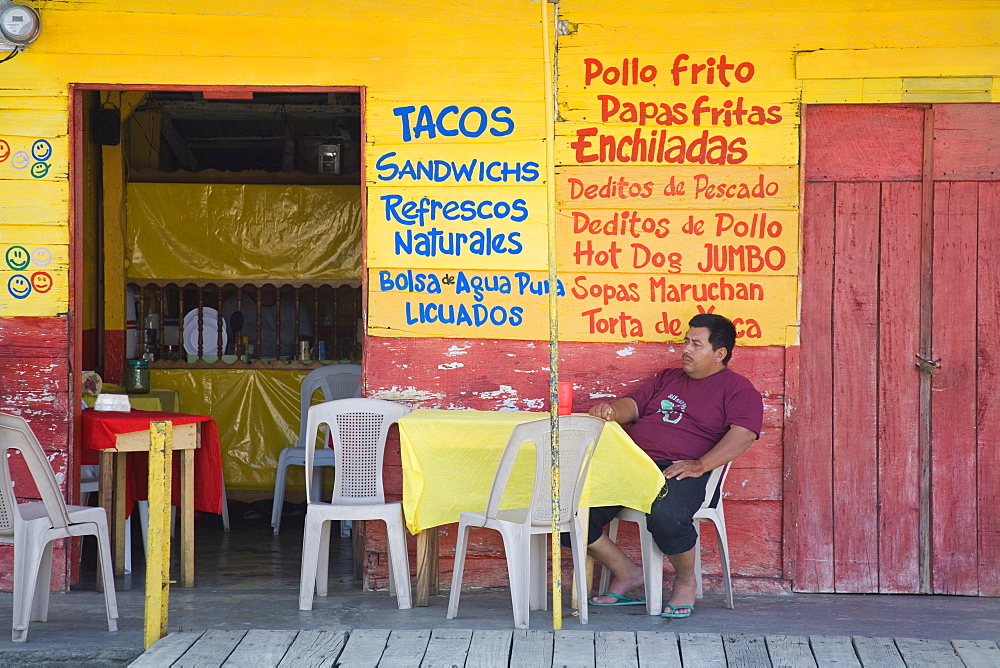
[
  {"xmin": 183, "ymin": 316, "xmax": 228, "ymax": 355},
  {"xmin": 182, "ymin": 307, "xmax": 220, "ymax": 329}
]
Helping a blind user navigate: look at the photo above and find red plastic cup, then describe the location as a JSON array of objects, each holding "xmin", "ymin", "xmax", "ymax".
[{"xmin": 558, "ymin": 381, "xmax": 574, "ymax": 415}]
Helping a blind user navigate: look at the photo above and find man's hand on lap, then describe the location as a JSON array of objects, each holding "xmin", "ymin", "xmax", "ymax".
[{"xmin": 662, "ymin": 459, "xmax": 705, "ymax": 480}]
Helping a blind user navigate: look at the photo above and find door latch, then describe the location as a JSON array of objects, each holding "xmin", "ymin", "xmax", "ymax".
[{"xmin": 915, "ymin": 354, "xmax": 941, "ymax": 374}]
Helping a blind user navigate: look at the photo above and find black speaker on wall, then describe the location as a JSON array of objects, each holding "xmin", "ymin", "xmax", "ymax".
[{"xmin": 93, "ymin": 107, "xmax": 121, "ymax": 146}]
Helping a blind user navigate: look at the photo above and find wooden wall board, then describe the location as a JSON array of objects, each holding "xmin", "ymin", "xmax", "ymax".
[
  {"xmin": 366, "ymin": 102, "xmax": 545, "ymax": 141},
  {"xmin": 797, "ymin": 45, "xmax": 1000, "ymax": 79},
  {"xmin": 0, "ymin": 180, "xmax": 70, "ymax": 226},
  {"xmin": 876, "ymin": 181, "xmax": 923, "ymax": 593},
  {"xmin": 781, "ymin": 344, "xmax": 799, "ymax": 583},
  {"xmin": 831, "ymin": 181, "xmax": 880, "ymax": 593},
  {"xmin": 556, "ymin": 166, "xmax": 799, "ymax": 210},
  {"xmin": 558, "ymin": 92, "xmax": 798, "ymax": 126},
  {"xmin": 554, "ymin": 122, "xmax": 799, "ymax": 168},
  {"xmin": 804, "ymin": 105, "xmax": 924, "ymax": 182},
  {"xmin": 562, "ymin": 3, "xmax": 1000, "ymax": 51},
  {"xmin": 933, "ymin": 104, "xmax": 1000, "ymax": 180},
  {"xmin": 37, "ymin": 10, "xmax": 540, "ymax": 59},
  {"xmin": 0, "ymin": 54, "xmax": 543, "ymax": 96},
  {"xmin": 930, "ymin": 181, "xmax": 980, "ymax": 595},
  {"xmin": 977, "ymin": 182, "xmax": 1000, "ymax": 596},
  {"xmin": 795, "ymin": 181, "xmax": 836, "ymax": 592}
]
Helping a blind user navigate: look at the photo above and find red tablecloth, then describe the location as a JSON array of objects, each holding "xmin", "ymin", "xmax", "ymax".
[{"xmin": 81, "ymin": 409, "xmax": 223, "ymax": 516}]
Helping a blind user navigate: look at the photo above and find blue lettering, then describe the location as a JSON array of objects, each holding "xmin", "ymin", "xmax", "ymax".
[
  {"xmin": 490, "ymin": 106, "xmax": 515, "ymax": 137},
  {"xmin": 392, "ymin": 106, "xmax": 417, "ymax": 141},
  {"xmin": 375, "ymin": 152, "xmax": 399, "ymax": 180},
  {"xmin": 459, "ymin": 106, "xmax": 488, "ymax": 137}
]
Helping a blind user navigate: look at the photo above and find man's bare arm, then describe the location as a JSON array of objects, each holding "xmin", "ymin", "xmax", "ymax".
[
  {"xmin": 662, "ymin": 424, "xmax": 756, "ymax": 481},
  {"xmin": 588, "ymin": 397, "xmax": 639, "ymax": 424}
]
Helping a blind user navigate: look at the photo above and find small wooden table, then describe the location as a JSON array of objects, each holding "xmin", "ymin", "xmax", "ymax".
[
  {"xmin": 81, "ymin": 409, "xmax": 223, "ymax": 588},
  {"xmin": 397, "ymin": 409, "xmax": 665, "ymax": 606},
  {"xmin": 97, "ymin": 422, "xmax": 199, "ymax": 586}
]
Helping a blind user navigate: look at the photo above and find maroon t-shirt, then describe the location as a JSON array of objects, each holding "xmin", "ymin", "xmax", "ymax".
[{"xmin": 624, "ymin": 367, "xmax": 763, "ymax": 461}]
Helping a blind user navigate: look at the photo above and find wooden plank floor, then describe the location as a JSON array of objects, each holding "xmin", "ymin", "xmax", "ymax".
[{"xmin": 131, "ymin": 630, "xmax": 1000, "ymax": 667}]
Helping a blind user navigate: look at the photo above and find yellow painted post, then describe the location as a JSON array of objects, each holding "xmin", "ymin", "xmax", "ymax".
[
  {"xmin": 144, "ymin": 420, "xmax": 173, "ymax": 649},
  {"xmin": 541, "ymin": 0, "xmax": 562, "ymax": 631}
]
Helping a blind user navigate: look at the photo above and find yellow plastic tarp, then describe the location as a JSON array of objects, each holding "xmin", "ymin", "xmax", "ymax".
[
  {"xmin": 126, "ymin": 183, "xmax": 361, "ymax": 280},
  {"xmin": 149, "ymin": 368, "xmax": 329, "ymax": 490},
  {"xmin": 397, "ymin": 409, "xmax": 665, "ymax": 534}
]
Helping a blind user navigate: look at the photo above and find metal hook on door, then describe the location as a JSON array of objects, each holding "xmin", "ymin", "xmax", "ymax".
[{"xmin": 915, "ymin": 354, "xmax": 942, "ymax": 374}]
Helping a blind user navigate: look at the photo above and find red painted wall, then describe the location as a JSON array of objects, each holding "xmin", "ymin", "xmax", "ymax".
[
  {"xmin": 0, "ymin": 316, "xmax": 76, "ymax": 592},
  {"xmin": 363, "ymin": 336, "xmax": 789, "ymax": 595}
]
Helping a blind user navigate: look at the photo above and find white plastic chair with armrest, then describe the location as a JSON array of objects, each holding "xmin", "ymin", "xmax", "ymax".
[
  {"xmin": 298, "ymin": 398, "xmax": 412, "ymax": 611},
  {"xmin": 447, "ymin": 415, "xmax": 605, "ymax": 629},
  {"xmin": 0, "ymin": 414, "xmax": 118, "ymax": 642},
  {"xmin": 597, "ymin": 462, "xmax": 733, "ymax": 614},
  {"xmin": 272, "ymin": 364, "xmax": 362, "ymax": 534}
]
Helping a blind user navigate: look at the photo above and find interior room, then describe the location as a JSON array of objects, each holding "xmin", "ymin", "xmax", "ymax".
[{"xmin": 78, "ymin": 87, "xmax": 367, "ymax": 584}]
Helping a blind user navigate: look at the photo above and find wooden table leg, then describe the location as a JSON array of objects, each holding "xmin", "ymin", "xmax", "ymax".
[
  {"xmin": 181, "ymin": 448, "xmax": 195, "ymax": 587},
  {"xmin": 98, "ymin": 451, "xmax": 115, "ymax": 588},
  {"xmin": 113, "ymin": 452, "xmax": 127, "ymax": 576},
  {"xmin": 415, "ymin": 527, "xmax": 439, "ymax": 607}
]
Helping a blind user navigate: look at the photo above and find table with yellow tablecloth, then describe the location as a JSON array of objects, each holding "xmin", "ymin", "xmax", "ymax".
[{"xmin": 397, "ymin": 408, "xmax": 665, "ymax": 605}]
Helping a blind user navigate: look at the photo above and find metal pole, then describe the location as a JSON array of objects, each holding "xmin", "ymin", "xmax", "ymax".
[{"xmin": 540, "ymin": 0, "xmax": 562, "ymax": 631}]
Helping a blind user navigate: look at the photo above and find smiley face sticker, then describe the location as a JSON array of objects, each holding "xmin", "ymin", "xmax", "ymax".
[
  {"xmin": 30, "ymin": 271, "xmax": 52, "ymax": 293},
  {"xmin": 31, "ymin": 139, "xmax": 52, "ymax": 162},
  {"xmin": 7, "ymin": 274, "xmax": 31, "ymax": 299},
  {"xmin": 5, "ymin": 245, "xmax": 30, "ymax": 271},
  {"xmin": 0, "ymin": 140, "xmax": 9, "ymax": 163},
  {"xmin": 30, "ymin": 162, "xmax": 50, "ymax": 179},
  {"xmin": 31, "ymin": 247, "xmax": 52, "ymax": 267},
  {"xmin": 11, "ymin": 151, "xmax": 29, "ymax": 170}
]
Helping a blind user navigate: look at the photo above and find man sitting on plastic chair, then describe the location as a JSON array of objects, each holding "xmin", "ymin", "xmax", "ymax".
[{"xmin": 579, "ymin": 314, "xmax": 763, "ymax": 619}]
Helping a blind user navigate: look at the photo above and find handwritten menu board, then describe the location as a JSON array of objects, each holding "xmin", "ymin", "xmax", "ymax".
[{"xmin": 368, "ymin": 53, "xmax": 799, "ymax": 345}]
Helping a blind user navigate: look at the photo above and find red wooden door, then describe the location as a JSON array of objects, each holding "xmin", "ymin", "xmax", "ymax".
[{"xmin": 798, "ymin": 104, "xmax": 1000, "ymax": 595}]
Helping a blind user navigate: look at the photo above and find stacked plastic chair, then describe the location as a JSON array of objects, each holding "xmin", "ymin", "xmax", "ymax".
[{"xmin": 272, "ymin": 364, "xmax": 362, "ymax": 534}]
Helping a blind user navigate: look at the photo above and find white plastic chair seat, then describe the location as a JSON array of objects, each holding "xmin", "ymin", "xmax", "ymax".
[
  {"xmin": 598, "ymin": 463, "xmax": 733, "ymax": 614},
  {"xmin": 272, "ymin": 364, "xmax": 361, "ymax": 534},
  {"xmin": 0, "ymin": 415, "xmax": 119, "ymax": 642},
  {"xmin": 447, "ymin": 415, "xmax": 606, "ymax": 629},
  {"xmin": 298, "ymin": 398, "xmax": 412, "ymax": 611}
]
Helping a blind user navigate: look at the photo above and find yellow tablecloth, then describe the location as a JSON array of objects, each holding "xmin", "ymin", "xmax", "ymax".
[{"xmin": 398, "ymin": 409, "xmax": 664, "ymax": 534}]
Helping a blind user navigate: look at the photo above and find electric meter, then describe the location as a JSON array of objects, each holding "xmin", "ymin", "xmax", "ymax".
[{"xmin": 0, "ymin": 3, "xmax": 40, "ymax": 46}]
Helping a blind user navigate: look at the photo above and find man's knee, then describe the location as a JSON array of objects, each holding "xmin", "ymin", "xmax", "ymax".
[
  {"xmin": 646, "ymin": 500, "xmax": 693, "ymax": 536},
  {"xmin": 645, "ymin": 496, "xmax": 699, "ymax": 554}
]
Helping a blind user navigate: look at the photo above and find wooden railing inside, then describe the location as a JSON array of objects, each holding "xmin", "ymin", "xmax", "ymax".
[{"xmin": 128, "ymin": 280, "xmax": 362, "ymax": 369}]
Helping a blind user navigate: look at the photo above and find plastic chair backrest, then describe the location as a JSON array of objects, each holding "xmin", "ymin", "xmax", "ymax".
[
  {"xmin": 0, "ymin": 414, "xmax": 73, "ymax": 532},
  {"xmin": 304, "ymin": 398, "xmax": 410, "ymax": 506},
  {"xmin": 484, "ymin": 416, "xmax": 605, "ymax": 527},
  {"xmin": 699, "ymin": 462, "xmax": 730, "ymax": 510},
  {"xmin": 296, "ymin": 364, "xmax": 362, "ymax": 448}
]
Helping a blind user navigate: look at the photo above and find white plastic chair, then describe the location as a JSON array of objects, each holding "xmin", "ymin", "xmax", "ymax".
[
  {"xmin": 80, "ymin": 465, "xmax": 133, "ymax": 576},
  {"xmin": 447, "ymin": 415, "xmax": 605, "ymax": 629},
  {"xmin": 0, "ymin": 414, "xmax": 118, "ymax": 642},
  {"xmin": 298, "ymin": 398, "xmax": 412, "ymax": 611},
  {"xmin": 597, "ymin": 463, "xmax": 733, "ymax": 614},
  {"xmin": 272, "ymin": 364, "xmax": 362, "ymax": 535}
]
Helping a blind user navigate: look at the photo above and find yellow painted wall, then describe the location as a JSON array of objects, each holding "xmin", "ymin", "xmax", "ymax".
[{"xmin": 1, "ymin": 0, "xmax": 998, "ymax": 344}]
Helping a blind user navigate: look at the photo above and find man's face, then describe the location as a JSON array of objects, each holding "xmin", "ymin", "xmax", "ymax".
[{"xmin": 681, "ymin": 326, "xmax": 725, "ymax": 378}]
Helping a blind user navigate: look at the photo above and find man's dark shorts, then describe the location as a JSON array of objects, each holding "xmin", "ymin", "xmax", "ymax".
[{"xmin": 563, "ymin": 460, "xmax": 719, "ymax": 556}]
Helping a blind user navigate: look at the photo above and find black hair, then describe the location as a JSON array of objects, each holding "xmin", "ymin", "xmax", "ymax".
[{"xmin": 688, "ymin": 313, "xmax": 737, "ymax": 364}]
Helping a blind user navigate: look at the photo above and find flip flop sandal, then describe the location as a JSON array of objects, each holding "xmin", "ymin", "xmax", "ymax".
[
  {"xmin": 590, "ymin": 593, "xmax": 647, "ymax": 606},
  {"xmin": 661, "ymin": 604, "xmax": 694, "ymax": 618}
]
